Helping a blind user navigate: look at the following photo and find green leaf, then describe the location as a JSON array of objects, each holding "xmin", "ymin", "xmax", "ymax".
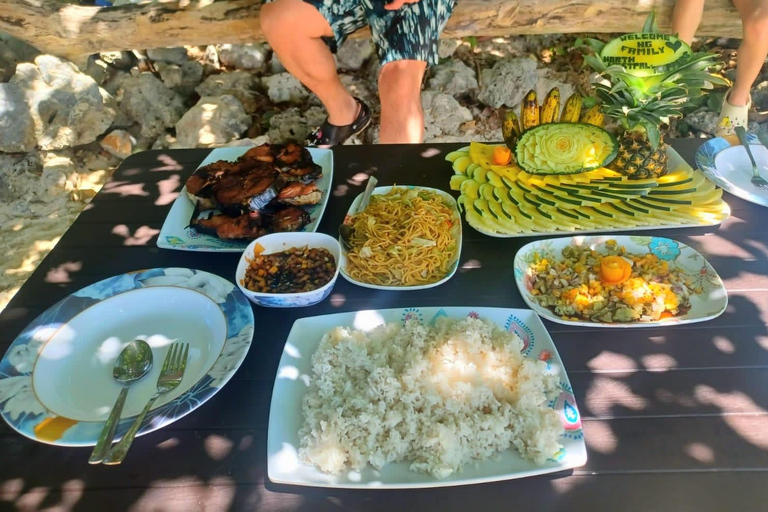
[
  {"xmin": 575, "ymin": 37, "xmax": 606, "ymax": 54},
  {"xmin": 628, "ymin": 85, "xmax": 647, "ymax": 98},
  {"xmin": 595, "ymin": 89, "xmax": 615, "ymax": 105},
  {"xmin": 643, "ymin": 122, "xmax": 662, "ymax": 148},
  {"xmin": 464, "ymin": 36, "xmax": 478, "ymax": 50},
  {"xmin": 609, "ymin": 81, "xmax": 630, "ymax": 94},
  {"xmin": 582, "ymin": 96, "xmax": 599, "ymax": 109},
  {"xmin": 659, "ymin": 53, "xmax": 722, "ymax": 81},
  {"xmin": 707, "ymin": 92, "xmax": 725, "ymax": 112},
  {"xmin": 584, "ymin": 54, "xmax": 607, "ymax": 73},
  {"xmin": 642, "ymin": 11, "xmax": 659, "ymax": 34}
]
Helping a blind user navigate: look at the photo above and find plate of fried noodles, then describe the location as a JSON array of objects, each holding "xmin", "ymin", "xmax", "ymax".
[{"xmin": 339, "ymin": 186, "xmax": 462, "ymax": 290}]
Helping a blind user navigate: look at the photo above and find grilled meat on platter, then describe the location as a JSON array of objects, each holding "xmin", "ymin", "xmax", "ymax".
[{"xmin": 184, "ymin": 142, "xmax": 323, "ymax": 240}]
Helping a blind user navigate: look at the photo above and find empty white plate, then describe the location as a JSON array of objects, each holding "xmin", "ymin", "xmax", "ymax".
[
  {"xmin": 696, "ymin": 135, "xmax": 768, "ymax": 208},
  {"xmin": 0, "ymin": 268, "xmax": 254, "ymax": 446}
]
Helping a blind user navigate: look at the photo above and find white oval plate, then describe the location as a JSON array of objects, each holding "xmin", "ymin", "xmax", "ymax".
[
  {"xmin": 268, "ymin": 306, "xmax": 586, "ymax": 488},
  {"xmin": 157, "ymin": 147, "xmax": 333, "ymax": 252},
  {"xmin": 695, "ymin": 134, "xmax": 768, "ymax": 208},
  {"xmin": 338, "ymin": 186, "xmax": 462, "ymax": 290},
  {"xmin": 514, "ymin": 235, "xmax": 728, "ymax": 328},
  {"xmin": 0, "ymin": 268, "xmax": 254, "ymax": 446}
]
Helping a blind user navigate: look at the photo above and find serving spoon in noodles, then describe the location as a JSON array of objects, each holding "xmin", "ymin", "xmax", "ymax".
[{"xmin": 339, "ymin": 176, "xmax": 378, "ymax": 250}]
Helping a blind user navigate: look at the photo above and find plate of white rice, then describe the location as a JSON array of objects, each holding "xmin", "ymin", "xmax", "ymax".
[{"xmin": 267, "ymin": 307, "xmax": 587, "ymax": 488}]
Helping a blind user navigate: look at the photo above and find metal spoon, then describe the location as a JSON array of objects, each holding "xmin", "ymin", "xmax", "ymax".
[
  {"xmin": 339, "ymin": 176, "xmax": 378, "ymax": 250},
  {"xmin": 88, "ymin": 339, "xmax": 153, "ymax": 464}
]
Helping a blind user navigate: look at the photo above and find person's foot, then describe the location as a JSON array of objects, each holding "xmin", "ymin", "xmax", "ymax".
[
  {"xmin": 326, "ymin": 95, "xmax": 360, "ymax": 126},
  {"xmin": 306, "ymin": 98, "xmax": 372, "ymax": 148},
  {"xmin": 716, "ymin": 89, "xmax": 751, "ymax": 137}
]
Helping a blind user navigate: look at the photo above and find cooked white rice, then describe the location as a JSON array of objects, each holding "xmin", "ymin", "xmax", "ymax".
[{"xmin": 298, "ymin": 317, "xmax": 563, "ymax": 479}]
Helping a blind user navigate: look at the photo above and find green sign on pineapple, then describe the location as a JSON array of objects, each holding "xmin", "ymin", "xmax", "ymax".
[{"xmin": 600, "ymin": 33, "xmax": 692, "ymax": 77}]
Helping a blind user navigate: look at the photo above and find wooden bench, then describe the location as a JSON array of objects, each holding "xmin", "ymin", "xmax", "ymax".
[{"xmin": 0, "ymin": 0, "xmax": 742, "ymax": 63}]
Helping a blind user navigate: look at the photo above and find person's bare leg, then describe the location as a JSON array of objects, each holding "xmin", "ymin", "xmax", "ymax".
[
  {"xmin": 730, "ymin": 0, "xmax": 768, "ymax": 106},
  {"xmin": 671, "ymin": 0, "xmax": 705, "ymax": 44},
  {"xmin": 261, "ymin": 0, "xmax": 357, "ymax": 125},
  {"xmin": 378, "ymin": 60, "xmax": 427, "ymax": 143}
]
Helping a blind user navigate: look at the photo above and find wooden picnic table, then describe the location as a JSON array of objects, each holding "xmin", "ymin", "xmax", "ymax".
[{"xmin": 1, "ymin": 139, "xmax": 768, "ymax": 511}]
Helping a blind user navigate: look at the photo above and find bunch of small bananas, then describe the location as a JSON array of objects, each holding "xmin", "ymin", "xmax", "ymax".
[{"xmin": 502, "ymin": 88, "xmax": 605, "ymax": 149}]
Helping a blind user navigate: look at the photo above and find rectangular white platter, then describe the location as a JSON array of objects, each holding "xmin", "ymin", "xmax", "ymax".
[
  {"xmin": 267, "ymin": 306, "xmax": 587, "ymax": 489},
  {"xmin": 463, "ymin": 146, "xmax": 731, "ymax": 238},
  {"xmin": 338, "ymin": 186, "xmax": 463, "ymax": 290},
  {"xmin": 514, "ymin": 235, "xmax": 728, "ymax": 328},
  {"xmin": 157, "ymin": 147, "xmax": 333, "ymax": 252}
]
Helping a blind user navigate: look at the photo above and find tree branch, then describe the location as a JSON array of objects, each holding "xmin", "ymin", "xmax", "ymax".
[{"xmin": 0, "ymin": 0, "xmax": 741, "ymax": 63}]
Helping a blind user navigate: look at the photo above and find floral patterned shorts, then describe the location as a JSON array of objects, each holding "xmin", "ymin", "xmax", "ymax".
[{"xmin": 302, "ymin": 0, "xmax": 456, "ymax": 66}]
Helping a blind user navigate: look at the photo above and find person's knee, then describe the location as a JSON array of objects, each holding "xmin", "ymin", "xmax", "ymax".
[
  {"xmin": 742, "ymin": 7, "xmax": 768, "ymax": 41},
  {"xmin": 262, "ymin": 0, "xmax": 332, "ymax": 44},
  {"xmin": 260, "ymin": 0, "xmax": 297, "ymax": 42},
  {"xmin": 379, "ymin": 61, "xmax": 425, "ymax": 111}
]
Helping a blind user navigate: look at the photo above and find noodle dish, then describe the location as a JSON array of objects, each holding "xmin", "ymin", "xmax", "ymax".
[{"xmin": 339, "ymin": 186, "xmax": 462, "ymax": 289}]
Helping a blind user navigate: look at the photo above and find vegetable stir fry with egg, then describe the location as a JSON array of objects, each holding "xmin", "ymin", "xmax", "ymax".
[{"xmin": 527, "ymin": 240, "xmax": 696, "ymax": 322}]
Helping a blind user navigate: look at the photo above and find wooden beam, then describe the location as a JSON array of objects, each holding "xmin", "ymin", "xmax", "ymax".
[{"xmin": 0, "ymin": 0, "xmax": 741, "ymax": 63}]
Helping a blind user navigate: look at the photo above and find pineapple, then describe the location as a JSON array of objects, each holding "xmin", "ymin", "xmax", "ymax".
[
  {"xmin": 611, "ymin": 132, "xmax": 668, "ymax": 179},
  {"xmin": 580, "ymin": 13, "xmax": 727, "ymax": 179}
]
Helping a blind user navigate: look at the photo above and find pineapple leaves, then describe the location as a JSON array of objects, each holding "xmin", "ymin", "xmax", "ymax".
[
  {"xmin": 642, "ymin": 121, "xmax": 661, "ymax": 149},
  {"xmin": 584, "ymin": 54, "xmax": 606, "ymax": 73},
  {"xmin": 641, "ymin": 11, "xmax": 660, "ymax": 34},
  {"xmin": 575, "ymin": 19, "xmax": 725, "ymax": 140},
  {"xmin": 574, "ymin": 37, "xmax": 606, "ymax": 55},
  {"xmin": 607, "ymin": 81, "xmax": 629, "ymax": 94},
  {"xmin": 659, "ymin": 53, "xmax": 728, "ymax": 85},
  {"xmin": 603, "ymin": 66, "xmax": 648, "ymax": 90}
]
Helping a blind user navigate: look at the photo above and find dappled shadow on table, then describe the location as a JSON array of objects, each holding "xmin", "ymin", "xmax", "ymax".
[
  {"xmin": 4, "ymin": 144, "xmax": 768, "ymax": 510},
  {"xmin": 2, "ymin": 271, "xmax": 768, "ymax": 511}
]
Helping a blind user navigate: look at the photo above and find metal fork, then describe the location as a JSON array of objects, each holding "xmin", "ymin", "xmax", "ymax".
[
  {"xmin": 102, "ymin": 342, "xmax": 189, "ymax": 464},
  {"xmin": 735, "ymin": 126, "xmax": 768, "ymax": 189}
]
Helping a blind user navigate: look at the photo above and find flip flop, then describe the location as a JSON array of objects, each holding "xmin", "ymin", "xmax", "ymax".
[
  {"xmin": 716, "ymin": 89, "xmax": 751, "ymax": 137},
  {"xmin": 306, "ymin": 98, "xmax": 371, "ymax": 147}
]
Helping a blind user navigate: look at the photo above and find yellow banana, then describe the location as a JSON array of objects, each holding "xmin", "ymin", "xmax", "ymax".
[
  {"xmin": 502, "ymin": 110, "xmax": 521, "ymax": 149},
  {"xmin": 539, "ymin": 87, "xmax": 561, "ymax": 124},
  {"xmin": 560, "ymin": 93, "xmax": 583, "ymax": 123},
  {"xmin": 580, "ymin": 104, "xmax": 605, "ymax": 126},
  {"xmin": 520, "ymin": 89, "xmax": 539, "ymax": 131}
]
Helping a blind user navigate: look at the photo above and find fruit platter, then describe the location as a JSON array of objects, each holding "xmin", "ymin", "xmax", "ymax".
[
  {"xmin": 448, "ymin": 140, "xmax": 730, "ymax": 237},
  {"xmin": 448, "ymin": 17, "xmax": 730, "ymax": 237}
]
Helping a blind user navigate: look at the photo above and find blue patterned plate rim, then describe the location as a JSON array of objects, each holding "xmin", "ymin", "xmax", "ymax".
[
  {"xmin": 0, "ymin": 268, "xmax": 255, "ymax": 446},
  {"xmin": 695, "ymin": 133, "xmax": 768, "ymax": 208}
]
